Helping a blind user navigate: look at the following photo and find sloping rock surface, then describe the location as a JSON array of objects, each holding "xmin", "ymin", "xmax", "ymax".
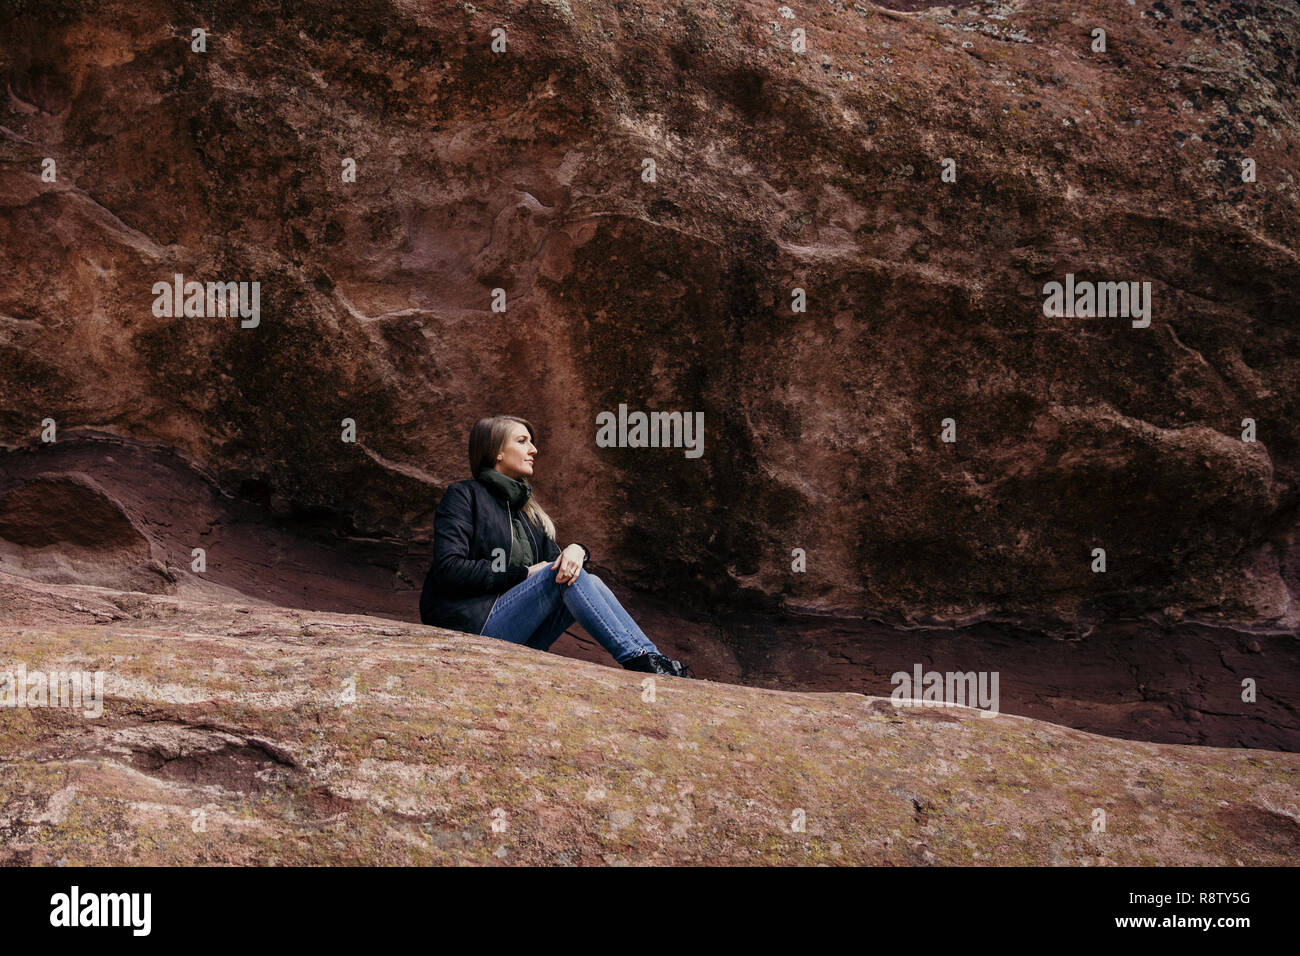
[{"xmin": 2, "ymin": 577, "xmax": 1296, "ymax": 865}]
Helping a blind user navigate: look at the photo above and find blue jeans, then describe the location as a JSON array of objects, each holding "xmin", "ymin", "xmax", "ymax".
[{"xmin": 480, "ymin": 566, "xmax": 660, "ymax": 664}]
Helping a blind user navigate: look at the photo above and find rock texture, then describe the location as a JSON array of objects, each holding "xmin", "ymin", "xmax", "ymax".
[
  {"xmin": 2, "ymin": 576, "xmax": 1297, "ymax": 865},
  {"xmin": 1, "ymin": 0, "xmax": 1298, "ymax": 635}
]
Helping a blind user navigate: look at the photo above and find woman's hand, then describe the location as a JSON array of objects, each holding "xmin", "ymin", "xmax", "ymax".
[
  {"xmin": 525, "ymin": 560, "xmax": 552, "ymax": 578},
  {"xmin": 552, "ymin": 543, "xmax": 586, "ymax": 585}
]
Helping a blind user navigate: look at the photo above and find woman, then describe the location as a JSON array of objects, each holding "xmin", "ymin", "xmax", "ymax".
[{"xmin": 419, "ymin": 415, "xmax": 695, "ymax": 678}]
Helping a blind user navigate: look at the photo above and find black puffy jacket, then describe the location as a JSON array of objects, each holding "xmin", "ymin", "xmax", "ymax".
[{"xmin": 418, "ymin": 476, "xmax": 588, "ymax": 635}]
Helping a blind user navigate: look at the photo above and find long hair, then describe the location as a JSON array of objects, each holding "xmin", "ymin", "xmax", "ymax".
[{"xmin": 468, "ymin": 415, "xmax": 557, "ymax": 541}]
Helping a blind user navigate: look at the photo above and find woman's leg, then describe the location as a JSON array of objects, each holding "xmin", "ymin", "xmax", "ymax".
[
  {"xmin": 481, "ymin": 565, "xmax": 660, "ymax": 663},
  {"xmin": 559, "ymin": 568, "xmax": 662, "ymax": 662},
  {"xmin": 517, "ymin": 571, "xmax": 661, "ymax": 657},
  {"xmin": 479, "ymin": 570, "xmax": 566, "ymax": 646},
  {"xmin": 522, "ymin": 596, "xmax": 576, "ymax": 652},
  {"xmin": 584, "ymin": 572, "xmax": 661, "ymax": 656}
]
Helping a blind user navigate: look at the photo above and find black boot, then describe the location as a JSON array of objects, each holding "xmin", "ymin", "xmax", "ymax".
[{"xmin": 622, "ymin": 652, "xmax": 696, "ymax": 679}]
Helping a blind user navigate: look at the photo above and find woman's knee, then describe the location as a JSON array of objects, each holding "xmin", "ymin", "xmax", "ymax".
[
  {"xmin": 573, "ymin": 568, "xmax": 603, "ymax": 590},
  {"xmin": 530, "ymin": 567, "xmax": 565, "ymax": 593}
]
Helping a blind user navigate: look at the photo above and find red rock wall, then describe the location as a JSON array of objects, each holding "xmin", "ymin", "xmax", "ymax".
[{"xmin": 2, "ymin": 0, "xmax": 1298, "ymax": 630}]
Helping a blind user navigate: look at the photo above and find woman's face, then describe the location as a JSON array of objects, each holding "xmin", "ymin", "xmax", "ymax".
[{"xmin": 495, "ymin": 423, "xmax": 536, "ymax": 480}]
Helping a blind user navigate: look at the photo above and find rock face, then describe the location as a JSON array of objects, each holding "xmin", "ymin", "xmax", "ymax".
[
  {"xmin": 1, "ymin": 0, "xmax": 1298, "ymax": 634},
  {"xmin": 2, "ymin": 576, "xmax": 1296, "ymax": 865}
]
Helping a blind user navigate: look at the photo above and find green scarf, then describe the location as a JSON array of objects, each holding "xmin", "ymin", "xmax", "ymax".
[{"xmin": 476, "ymin": 466, "xmax": 535, "ymax": 567}]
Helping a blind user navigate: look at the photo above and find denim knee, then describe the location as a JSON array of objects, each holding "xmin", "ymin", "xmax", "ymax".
[
  {"xmin": 539, "ymin": 571, "xmax": 569, "ymax": 600},
  {"xmin": 563, "ymin": 568, "xmax": 599, "ymax": 589}
]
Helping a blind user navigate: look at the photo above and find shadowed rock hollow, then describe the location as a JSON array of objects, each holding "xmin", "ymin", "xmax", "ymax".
[
  {"xmin": 2, "ymin": 577, "xmax": 1296, "ymax": 866},
  {"xmin": 2, "ymin": 437, "xmax": 1296, "ymax": 755},
  {"xmin": 2, "ymin": 0, "xmax": 1298, "ymax": 630}
]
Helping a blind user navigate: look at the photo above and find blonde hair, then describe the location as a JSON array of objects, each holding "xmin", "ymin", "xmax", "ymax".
[{"xmin": 468, "ymin": 415, "xmax": 556, "ymax": 541}]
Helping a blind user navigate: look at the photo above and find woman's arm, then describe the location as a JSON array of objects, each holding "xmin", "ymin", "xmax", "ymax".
[{"xmin": 431, "ymin": 483, "xmax": 528, "ymax": 594}]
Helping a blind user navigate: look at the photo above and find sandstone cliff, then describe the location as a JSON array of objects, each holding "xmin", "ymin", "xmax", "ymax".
[{"xmin": 2, "ymin": 0, "xmax": 1297, "ymax": 634}]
